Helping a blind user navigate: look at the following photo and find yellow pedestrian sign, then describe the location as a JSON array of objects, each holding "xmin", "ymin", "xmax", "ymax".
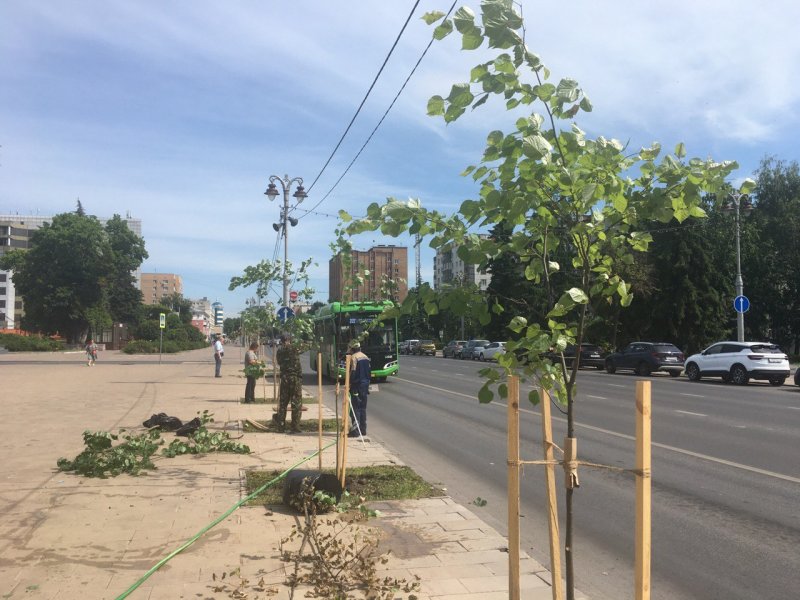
[{"xmin": 159, "ymin": 313, "xmax": 166, "ymax": 329}]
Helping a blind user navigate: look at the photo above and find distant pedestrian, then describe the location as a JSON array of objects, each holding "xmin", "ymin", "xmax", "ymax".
[
  {"xmin": 273, "ymin": 334, "xmax": 302, "ymax": 433},
  {"xmin": 85, "ymin": 338, "xmax": 98, "ymax": 366},
  {"xmin": 243, "ymin": 341, "xmax": 260, "ymax": 403},
  {"xmin": 213, "ymin": 334, "xmax": 224, "ymax": 377},
  {"xmin": 348, "ymin": 340, "xmax": 371, "ymax": 437}
]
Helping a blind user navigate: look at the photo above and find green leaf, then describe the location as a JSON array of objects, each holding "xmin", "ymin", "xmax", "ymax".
[
  {"xmin": 528, "ymin": 389, "xmax": 540, "ymax": 406},
  {"xmin": 739, "ymin": 178, "xmax": 756, "ymax": 194},
  {"xmin": 453, "ymin": 6, "xmax": 476, "ymax": 32},
  {"xmin": 509, "ymin": 315, "xmax": 528, "ymax": 332},
  {"xmin": 471, "ymin": 64, "xmax": 489, "ymax": 82},
  {"xmin": 462, "ymin": 28, "xmax": 484, "ymax": 50},
  {"xmin": 674, "ymin": 142, "xmax": 686, "ymax": 158},
  {"xmin": 522, "ymin": 134, "xmax": 552, "ymax": 159},
  {"xmin": 447, "ymin": 83, "xmax": 474, "ymax": 108},
  {"xmin": 533, "ymin": 83, "xmax": 555, "ymax": 101},
  {"xmin": 566, "ymin": 287, "xmax": 589, "ymax": 304},
  {"xmin": 338, "ymin": 210, "xmax": 352, "ymax": 223},
  {"xmin": 556, "ymin": 78, "xmax": 580, "ymax": 102},
  {"xmin": 433, "ymin": 20, "xmax": 453, "ymax": 40},
  {"xmin": 579, "ymin": 95, "xmax": 593, "ymax": 112},
  {"xmin": 422, "ymin": 10, "xmax": 445, "ymax": 25},
  {"xmin": 478, "ymin": 383, "xmax": 494, "ymax": 404},
  {"xmin": 427, "ymin": 95, "xmax": 445, "ymax": 116}
]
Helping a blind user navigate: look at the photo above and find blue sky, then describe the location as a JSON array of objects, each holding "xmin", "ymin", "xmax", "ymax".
[{"xmin": 3, "ymin": 1, "xmax": 800, "ymax": 315}]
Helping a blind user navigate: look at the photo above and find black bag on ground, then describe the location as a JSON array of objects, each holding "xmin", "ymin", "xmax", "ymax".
[{"xmin": 282, "ymin": 469, "xmax": 343, "ymax": 512}]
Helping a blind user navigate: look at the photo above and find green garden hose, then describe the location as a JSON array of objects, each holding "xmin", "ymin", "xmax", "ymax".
[{"xmin": 114, "ymin": 439, "xmax": 338, "ymax": 600}]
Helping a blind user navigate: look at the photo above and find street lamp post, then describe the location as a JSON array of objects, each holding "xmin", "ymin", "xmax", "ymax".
[
  {"xmin": 724, "ymin": 193, "xmax": 754, "ymax": 342},
  {"xmin": 265, "ymin": 175, "xmax": 307, "ymax": 307}
]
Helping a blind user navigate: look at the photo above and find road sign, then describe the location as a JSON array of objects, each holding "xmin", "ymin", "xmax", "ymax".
[
  {"xmin": 159, "ymin": 313, "xmax": 166, "ymax": 329},
  {"xmin": 277, "ymin": 306, "xmax": 295, "ymax": 323},
  {"xmin": 733, "ymin": 295, "xmax": 750, "ymax": 313},
  {"xmin": 289, "ymin": 290, "xmax": 298, "ymax": 302}
]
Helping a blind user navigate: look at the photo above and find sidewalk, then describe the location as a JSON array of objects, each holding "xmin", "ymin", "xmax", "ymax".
[{"xmin": 0, "ymin": 347, "xmax": 577, "ymax": 599}]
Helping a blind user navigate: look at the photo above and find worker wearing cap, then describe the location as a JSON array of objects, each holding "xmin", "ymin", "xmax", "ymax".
[{"xmin": 348, "ymin": 340, "xmax": 371, "ymax": 437}]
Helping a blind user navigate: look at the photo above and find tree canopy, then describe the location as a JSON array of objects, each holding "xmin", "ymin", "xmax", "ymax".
[{"xmin": 0, "ymin": 212, "xmax": 147, "ymax": 343}]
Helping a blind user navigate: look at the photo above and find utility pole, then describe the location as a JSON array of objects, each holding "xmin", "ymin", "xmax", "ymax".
[{"xmin": 265, "ymin": 175, "xmax": 307, "ymax": 306}]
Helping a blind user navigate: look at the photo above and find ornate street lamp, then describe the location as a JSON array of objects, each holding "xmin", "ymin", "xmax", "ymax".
[{"xmin": 265, "ymin": 175, "xmax": 307, "ymax": 306}]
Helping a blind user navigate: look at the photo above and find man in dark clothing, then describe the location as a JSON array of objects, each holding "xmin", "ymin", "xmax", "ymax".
[
  {"xmin": 273, "ymin": 334, "xmax": 303, "ymax": 433},
  {"xmin": 348, "ymin": 341, "xmax": 371, "ymax": 437}
]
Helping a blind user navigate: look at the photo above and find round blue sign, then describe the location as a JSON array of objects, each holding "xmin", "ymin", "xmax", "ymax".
[{"xmin": 733, "ymin": 295, "xmax": 750, "ymax": 313}]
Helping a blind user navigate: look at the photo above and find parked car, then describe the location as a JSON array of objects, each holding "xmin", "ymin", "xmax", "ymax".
[
  {"xmin": 604, "ymin": 342, "xmax": 684, "ymax": 377},
  {"xmin": 416, "ymin": 340, "xmax": 436, "ymax": 356},
  {"xmin": 461, "ymin": 339, "xmax": 490, "ymax": 360},
  {"xmin": 399, "ymin": 339, "xmax": 419, "ymax": 355},
  {"xmin": 795, "ymin": 367, "xmax": 800, "ymax": 387},
  {"xmin": 443, "ymin": 340, "xmax": 467, "ymax": 358},
  {"xmin": 546, "ymin": 343, "xmax": 606, "ymax": 369},
  {"xmin": 684, "ymin": 341, "xmax": 790, "ymax": 386},
  {"xmin": 478, "ymin": 341, "xmax": 506, "ymax": 361}
]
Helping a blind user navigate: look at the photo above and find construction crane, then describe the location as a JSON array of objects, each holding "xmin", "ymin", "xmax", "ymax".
[{"xmin": 414, "ymin": 232, "xmax": 421, "ymax": 288}]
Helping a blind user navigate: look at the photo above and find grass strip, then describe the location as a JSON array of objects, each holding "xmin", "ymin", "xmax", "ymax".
[
  {"xmin": 244, "ymin": 465, "xmax": 446, "ymax": 506},
  {"xmin": 242, "ymin": 418, "xmax": 340, "ymax": 433}
]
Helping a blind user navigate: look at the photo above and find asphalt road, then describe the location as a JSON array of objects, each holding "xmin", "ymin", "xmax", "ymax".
[{"xmin": 356, "ymin": 354, "xmax": 800, "ymax": 600}]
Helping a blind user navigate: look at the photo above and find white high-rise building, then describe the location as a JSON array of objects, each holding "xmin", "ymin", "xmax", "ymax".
[{"xmin": 433, "ymin": 234, "xmax": 492, "ymax": 291}]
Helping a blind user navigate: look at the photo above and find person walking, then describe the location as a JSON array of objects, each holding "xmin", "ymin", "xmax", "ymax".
[
  {"xmin": 348, "ymin": 340, "xmax": 371, "ymax": 437},
  {"xmin": 212, "ymin": 334, "xmax": 224, "ymax": 378},
  {"xmin": 272, "ymin": 334, "xmax": 303, "ymax": 433},
  {"xmin": 243, "ymin": 341, "xmax": 260, "ymax": 403},
  {"xmin": 85, "ymin": 338, "xmax": 98, "ymax": 366}
]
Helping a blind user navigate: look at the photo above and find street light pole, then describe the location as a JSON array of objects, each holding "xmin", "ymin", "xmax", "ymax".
[
  {"xmin": 265, "ymin": 174, "xmax": 307, "ymax": 307},
  {"xmin": 725, "ymin": 193, "xmax": 753, "ymax": 342}
]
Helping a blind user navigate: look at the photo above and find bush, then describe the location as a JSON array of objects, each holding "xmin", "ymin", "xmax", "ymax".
[
  {"xmin": 0, "ymin": 333, "xmax": 64, "ymax": 352},
  {"xmin": 122, "ymin": 340, "xmax": 159, "ymax": 354}
]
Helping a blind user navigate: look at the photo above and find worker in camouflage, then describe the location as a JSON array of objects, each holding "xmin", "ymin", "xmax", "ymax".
[{"xmin": 273, "ymin": 334, "xmax": 303, "ymax": 433}]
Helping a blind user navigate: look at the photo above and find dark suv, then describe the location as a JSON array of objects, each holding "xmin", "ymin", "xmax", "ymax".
[
  {"xmin": 548, "ymin": 343, "xmax": 606, "ymax": 369},
  {"xmin": 604, "ymin": 342, "xmax": 684, "ymax": 377}
]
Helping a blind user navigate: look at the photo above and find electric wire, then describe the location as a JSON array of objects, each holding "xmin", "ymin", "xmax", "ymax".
[
  {"xmin": 305, "ymin": 0, "xmax": 422, "ymax": 195},
  {"xmin": 301, "ymin": 0, "xmax": 459, "ymax": 220}
]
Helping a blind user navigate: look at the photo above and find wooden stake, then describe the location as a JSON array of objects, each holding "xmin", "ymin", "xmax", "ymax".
[
  {"xmin": 317, "ymin": 352, "xmax": 323, "ymax": 471},
  {"xmin": 340, "ymin": 355, "xmax": 352, "ymax": 489},
  {"xmin": 271, "ymin": 343, "xmax": 278, "ymax": 403},
  {"xmin": 507, "ymin": 375, "xmax": 521, "ymax": 600},
  {"xmin": 335, "ymin": 377, "xmax": 342, "ymax": 479},
  {"xmin": 635, "ymin": 380, "xmax": 652, "ymax": 600},
  {"xmin": 540, "ymin": 389, "xmax": 564, "ymax": 600}
]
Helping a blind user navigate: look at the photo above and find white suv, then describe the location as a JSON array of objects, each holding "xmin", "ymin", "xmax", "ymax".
[{"xmin": 684, "ymin": 341, "xmax": 790, "ymax": 386}]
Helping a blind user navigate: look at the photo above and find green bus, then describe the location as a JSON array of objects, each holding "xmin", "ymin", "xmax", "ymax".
[{"xmin": 311, "ymin": 300, "xmax": 399, "ymax": 381}]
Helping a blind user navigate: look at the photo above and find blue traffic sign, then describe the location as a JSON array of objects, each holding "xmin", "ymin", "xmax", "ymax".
[
  {"xmin": 733, "ymin": 295, "xmax": 750, "ymax": 313},
  {"xmin": 277, "ymin": 306, "xmax": 295, "ymax": 322}
]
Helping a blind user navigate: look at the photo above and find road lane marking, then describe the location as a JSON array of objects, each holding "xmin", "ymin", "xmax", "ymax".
[
  {"xmin": 395, "ymin": 376, "xmax": 800, "ymax": 485},
  {"xmin": 787, "ymin": 406, "xmax": 800, "ymax": 410},
  {"xmin": 680, "ymin": 393, "xmax": 704, "ymax": 398},
  {"xmin": 608, "ymin": 384, "xmax": 627, "ymax": 388},
  {"xmin": 586, "ymin": 395, "xmax": 607, "ymax": 400},
  {"xmin": 675, "ymin": 410, "xmax": 707, "ymax": 417}
]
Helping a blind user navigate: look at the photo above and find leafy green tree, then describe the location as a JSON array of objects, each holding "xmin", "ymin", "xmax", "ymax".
[
  {"xmin": 229, "ymin": 258, "xmax": 317, "ymax": 349},
  {"xmin": 0, "ymin": 213, "xmax": 111, "ymax": 343},
  {"xmin": 105, "ymin": 215, "xmax": 148, "ymax": 324},
  {"xmin": 337, "ymin": 3, "xmax": 739, "ymax": 595},
  {"xmin": 159, "ymin": 291, "xmax": 192, "ymax": 324},
  {"xmin": 740, "ymin": 157, "xmax": 800, "ymax": 349}
]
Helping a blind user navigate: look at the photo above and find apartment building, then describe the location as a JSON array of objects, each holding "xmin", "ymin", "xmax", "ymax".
[
  {"xmin": 140, "ymin": 273, "xmax": 183, "ymax": 305},
  {"xmin": 433, "ymin": 235, "xmax": 492, "ymax": 291},
  {"xmin": 329, "ymin": 245, "xmax": 408, "ymax": 303}
]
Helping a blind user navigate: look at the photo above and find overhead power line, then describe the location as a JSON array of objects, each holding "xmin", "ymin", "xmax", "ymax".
[
  {"xmin": 301, "ymin": 0, "xmax": 458, "ymax": 219},
  {"xmin": 305, "ymin": 0, "xmax": 422, "ymax": 195}
]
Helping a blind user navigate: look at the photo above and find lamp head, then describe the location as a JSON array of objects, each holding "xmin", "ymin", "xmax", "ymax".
[
  {"xmin": 265, "ymin": 182, "xmax": 279, "ymax": 201},
  {"xmin": 293, "ymin": 185, "xmax": 307, "ymax": 203}
]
